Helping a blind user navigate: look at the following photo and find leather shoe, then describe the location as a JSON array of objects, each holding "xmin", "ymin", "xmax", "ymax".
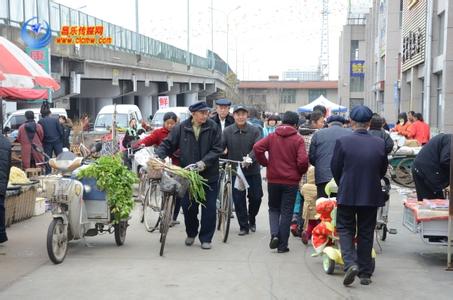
[
  {"xmin": 250, "ymin": 224, "xmax": 256, "ymax": 232},
  {"xmin": 360, "ymin": 277, "xmax": 372, "ymax": 285},
  {"xmin": 201, "ymin": 242, "xmax": 212, "ymax": 250},
  {"xmin": 185, "ymin": 237, "xmax": 195, "ymax": 246},
  {"xmin": 238, "ymin": 230, "xmax": 249, "ymax": 236},
  {"xmin": 343, "ymin": 265, "xmax": 359, "ymax": 286},
  {"xmin": 277, "ymin": 248, "xmax": 290, "ymax": 253},
  {"xmin": 269, "ymin": 236, "xmax": 279, "ymax": 249}
]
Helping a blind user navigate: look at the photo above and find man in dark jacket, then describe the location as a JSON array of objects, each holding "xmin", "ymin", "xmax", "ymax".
[
  {"xmin": 368, "ymin": 114, "xmax": 394, "ymax": 154},
  {"xmin": 254, "ymin": 111, "xmax": 308, "ymax": 253},
  {"xmin": 412, "ymin": 133, "xmax": 451, "ymax": 201},
  {"xmin": 38, "ymin": 103, "xmax": 63, "ymax": 174},
  {"xmin": 331, "ymin": 105, "xmax": 388, "ymax": 286},
  {"xmin": 0, "ymin": 134, "xmax": 11, "ymax": 244},
  {"xmin": 309, "ymin": 115, "xmax": 351, "ymax": 198},
  {"xmin": 222, "ymin": 105, "xmax": 262, "ymax": 235},
  {"xmin": 211, "ymin": 98, "xmax": 234, "ymax": 132},
  {"xmin": 155, "ymin": 101, "xmax": 223, "ymax": 250}
]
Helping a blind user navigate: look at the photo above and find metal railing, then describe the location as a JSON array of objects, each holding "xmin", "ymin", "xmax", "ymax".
[{"xmin": 0, "ymin": 0, "xmax": 231, "ymax": 74}]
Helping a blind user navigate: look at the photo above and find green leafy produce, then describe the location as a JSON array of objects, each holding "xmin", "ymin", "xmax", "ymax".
[
  {"xmin": 77, "ymin": 154, "xmax": 138, "ymax": 222},
  {"xmin": 149, "ymin": 158, "xmax": 208, "ymax": 205}
]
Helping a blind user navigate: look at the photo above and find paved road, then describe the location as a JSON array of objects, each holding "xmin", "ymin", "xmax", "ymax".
[{"xmin": 1, "ymin": 186, "xmax": 453, "ymax": 300}]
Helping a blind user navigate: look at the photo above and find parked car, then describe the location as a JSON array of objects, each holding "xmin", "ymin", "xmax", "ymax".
[
  {"xmin": 3, "ymin": 107, "xmax": 68, "ymax": 142},
  {"xmin": 150, "ymin": 107, "xmax": 190, "ymax": 129},
  {"xmin": 94, "ymin": 105, "xmax": 143, "ymax": 132}
]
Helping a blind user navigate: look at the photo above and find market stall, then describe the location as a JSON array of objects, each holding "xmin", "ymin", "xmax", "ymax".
[
  {"xmin": 296, "ymin": 95, "xmax": 347, "ymax": 114},
  {"xmin": 1, "ymin": 36, "xmax": 60, "ymax": 226}
]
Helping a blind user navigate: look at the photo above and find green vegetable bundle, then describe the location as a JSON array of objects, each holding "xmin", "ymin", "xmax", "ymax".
[
  {"xmin": 149, "ymin": 158, "xmax": 208, "ymax": 205},
  {"xmin": 77, "ymin": 154, "xmax": 138, "ymax": 223}
]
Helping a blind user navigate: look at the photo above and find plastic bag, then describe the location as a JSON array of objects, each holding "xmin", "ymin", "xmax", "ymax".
[{"xmin": 234, "ymin": 166, "xmax": 249, "ymax": 191}]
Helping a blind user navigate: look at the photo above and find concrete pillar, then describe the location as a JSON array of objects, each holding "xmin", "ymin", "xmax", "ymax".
[
  {"xmin": 95, "ymin": 98, "xmax": 113, "ymax": 115},
  {"xmin": 184, "ymin": 92, "xmax": 198, "ymax": 106},
  {"xmin": 137, "ymin": 95, "xmax": 153, "ymax": 121},
  {"xmin": 169, "ymin": 94, "xmax": 177, "ymax": 107}
]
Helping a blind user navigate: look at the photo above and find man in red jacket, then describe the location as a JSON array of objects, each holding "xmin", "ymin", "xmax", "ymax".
[{"xmin": 253, "ymin": 111, "xmax": 309, "ymax": 253}]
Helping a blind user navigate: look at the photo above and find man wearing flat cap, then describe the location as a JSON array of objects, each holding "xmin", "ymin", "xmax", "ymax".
[
  {"xmin": 222, "ymin": 105, "xmax": 263, "ymax": 235},
  {"xmin": 331, "ymin": 105, "xmax": 388, "ymax": 286},
  {"xmin": 156, "ymin": 101, "xmax": 223, "ymax": 250},
  {"xmin": 309, "ymin": 114, "xmax": 351, "ymax": 198},
  {"xmin": 211, "ymin": 98, "xmax": 234, "ymax": 132}
]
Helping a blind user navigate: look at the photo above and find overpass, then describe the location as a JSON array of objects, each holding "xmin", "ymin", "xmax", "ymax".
[{"xmin": 0, "ymin": 0, "xmax": 236, "ymax": 121}]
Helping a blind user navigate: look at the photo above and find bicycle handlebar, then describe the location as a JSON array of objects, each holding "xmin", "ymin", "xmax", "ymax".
[{"xmin": 219, "ymin": 158, "xmax": 243, "ymax": 164}]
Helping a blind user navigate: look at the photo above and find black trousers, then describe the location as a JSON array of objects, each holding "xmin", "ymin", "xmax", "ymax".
[
  {"xmin": 0, "ymin": 194, "xmax": 7, "ymax": 243},
  {"xmin": 43, "ymin": 142, "xmax": 63, "ymax": 174},
  {"xmin": 336, "ymin": 205, "xmax": 377, "ymax": 277},
  {"xmin": 268, "ymin": 183, "xmax": 298, "ymax": 250},
  {"xmin": 412, "ymin": 167, "xmax": 445, "ymax": 201},
  {"xmin": 232, "ymin": 174, "xmax": 263, "ymax": 231},
  {"xmin": 316, "ymin": 182, "xmax": 329, "ymax": 198}
]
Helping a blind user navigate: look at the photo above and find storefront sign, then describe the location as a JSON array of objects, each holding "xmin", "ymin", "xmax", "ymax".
[
  {"xmin": 158, "ymin": 96, "xmax": 170, "ymax": 109},
  {"xmin": 350, "ymin": 60, "xmax": 365, "ymax": 77},
  {"xmin": 25, "ymin": 47, "xmax": 50, "ymax": 73},
  {"xmin": 402, "ymin": 29, "xmax": 423, "ymax": 63}
]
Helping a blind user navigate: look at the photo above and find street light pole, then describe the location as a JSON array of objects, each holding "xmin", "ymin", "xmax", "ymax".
[
  {"xmin": 225, "ymin": 6, "xmax": 240, "ymax": 74},
  {"xmin": 187, "ymin": 0, "xmax": 190, "ymax": 68},
  {"xmin": 135, "ymin": 0, "xmax": 139, "ymax": 51}
]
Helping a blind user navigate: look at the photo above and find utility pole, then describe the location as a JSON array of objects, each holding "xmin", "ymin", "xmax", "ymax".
[
  {"xmin": 135, "ymin": 0, "xmax": 139, "ymax": 51},
  {"xmin": 319, "ymin": 0, "xmax": 329, "ymax": 80},
  {"xmin": 186, "ymin": 0, "xmax": 190, "ymax": 68}
]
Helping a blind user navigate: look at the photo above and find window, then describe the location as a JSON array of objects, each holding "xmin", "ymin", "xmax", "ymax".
[
  {"xmin": 349, "ymin": 98, "xmax": 364, "ymax": 111},
  {"xmin": 309, "ymin": 89, "xmax": 326, "ymax": 102},
  {"xmin": 438, "ymin": 13, "xmax": 445, "ymax": 55},
  {"xmin": 350, "ymin": 40, "xmax": 359, "ymax": 60},
  {"xmin": 0, "ymin": 0, "xmax": 8, "ymax": 21},
  {"xmin": 280, "ymin": 90, "xmax": 296, "ymax": 104},
  {"xmin": 437, "ymin": 73, "xmax": 443, "ymax": 129},
  {"xmin": 49, "ymin": 2, "xmax": 60, "ymax": 31},
  {"xmin": 350, "ymin": 76, "xmax": 364, "ymax": 92}
]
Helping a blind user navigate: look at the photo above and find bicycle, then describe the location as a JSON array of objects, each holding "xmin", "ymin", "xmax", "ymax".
[
  {"xmin": 140, "ymin": 168, "xmax": 162, "ymax": 233},
  {"xmin": 217, "ymin": 158, "xmax": 242, "ymax": 243}
]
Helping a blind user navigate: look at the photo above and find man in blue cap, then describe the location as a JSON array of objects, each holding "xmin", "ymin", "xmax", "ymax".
[
  {"xmin": 155, "ymin": 101, "xmax": 223, "ymax": 250},
  {"xmin": 331, "ymin": 105, "xmax": 388, "ymax": 286},
  {"xmin": 309, "ymin": 114, "xmax": 351, "ymax": 199},
  {"xmin": 211, "ymin": 98, "xmax": 234, "ymax": 132}
]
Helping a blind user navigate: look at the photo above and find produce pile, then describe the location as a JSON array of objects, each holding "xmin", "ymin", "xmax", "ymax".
[
  {"xmin": 77, "ymin": 154, "xmax": 138, "ymax": 222},
  {"xmin": 9, "ymin": 167, "xmax": 31, "ymax": 184},
  {"xmin": 148, "ymin": 158, "xmax": 208, "ymax": 205}
]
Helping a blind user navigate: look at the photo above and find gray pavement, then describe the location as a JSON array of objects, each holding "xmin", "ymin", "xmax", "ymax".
[{"xmin": 1, "ymin": 186, "xmax": 453, "ymax": 300}]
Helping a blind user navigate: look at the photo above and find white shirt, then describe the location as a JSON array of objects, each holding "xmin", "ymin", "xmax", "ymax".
[{"xmin": 220, "ymin": 119, "xmax": 226, "ymax": 132}]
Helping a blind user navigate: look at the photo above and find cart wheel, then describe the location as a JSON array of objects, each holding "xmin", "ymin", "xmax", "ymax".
[
  {"xmin": 371, "ymin": 257, "xmax": 376, "ymax": 274},
  {"xmin": 322, "ymin": 253, "xmax": 335, "ymax": 274},
  {"xmin": 114, "ymin": 221, "xmax": 128, "ymax": 246},
  {"xmin": 47, "ymin": 218, "xmax": 68, "ymax": 264}
]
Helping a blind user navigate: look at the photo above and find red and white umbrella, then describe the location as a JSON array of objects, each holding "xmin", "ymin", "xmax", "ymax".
[{"xmin": 0, "ymin": 36, "xmax": 60, "ymax": 100}]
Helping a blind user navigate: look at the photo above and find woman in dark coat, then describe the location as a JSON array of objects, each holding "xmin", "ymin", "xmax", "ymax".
[
  {"xmin": 16, "ymin": 111, "xmax": 44, "ymax": 169},
  {"xmin": 59, "ymin": 115, "xmax": 73, "ymax": 149},
  {"xmin": 368, "ymin": 115, "xmax": 394, "ymax": 154}
]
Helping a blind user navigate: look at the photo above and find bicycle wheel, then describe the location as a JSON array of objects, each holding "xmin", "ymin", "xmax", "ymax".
[
  {"xmin": 220, "ymin": 182, "xmax": 232, "ymax": 243},
  {"xmin": 395, "ymin": 158, "xmax": 414, "ymax": 187},
  {"xmin": 216, "ymin": 176, "xmax": 226, "ymax": 231},
  {"xmin": 159, "ymin": 193, "xmax": 175, "ymax": 256},
  {"xmin": 144, "ymin": 181, "xmax": 162, "ymax": 232}
]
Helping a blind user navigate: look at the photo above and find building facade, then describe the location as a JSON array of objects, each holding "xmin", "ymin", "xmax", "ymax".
[
  {"xmin": 400, "ymin": 0, "xmax": 453, "ymax": 133},
  {"xmin": 338, "ymin": 15, "xmax": 367, "ymax": 112},
  {"xmin": 238, "ymin": 80, "xmax": 338, "ymax": 113}
]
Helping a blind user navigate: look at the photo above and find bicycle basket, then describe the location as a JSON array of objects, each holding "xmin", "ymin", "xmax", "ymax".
[
  {"xmin": 159, "ymin": 171, "xmax": 189, "ymax": 197},
  {"xmin": 147, "ymin": 159, "xmax": 163, "ymax": 179}
]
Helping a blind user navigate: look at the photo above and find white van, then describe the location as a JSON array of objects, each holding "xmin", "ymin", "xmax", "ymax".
[
  {"xmin": 150, "ymin": 107, "xmax": 191, "ymax": 129},
  {"xmin": 3, "ymin": 107, "xmax": 68, "ymax": 131},
  {"xmin": 94, "ymin": 105, "xmax": 143, "ymax": 132}
]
